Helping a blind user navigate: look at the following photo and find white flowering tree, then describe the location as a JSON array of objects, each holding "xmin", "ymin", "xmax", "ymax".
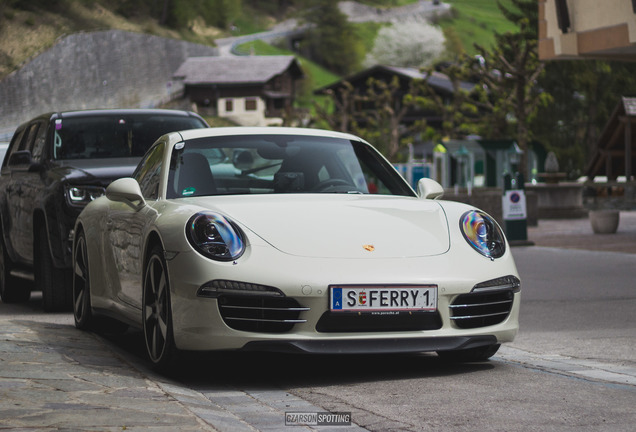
[{"xmin": 364, "ymin": 19, "xmax": 446, "ymax": 68}]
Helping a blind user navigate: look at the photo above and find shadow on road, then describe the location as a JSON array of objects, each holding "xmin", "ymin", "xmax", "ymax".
[
  {"xmin": 102, "ymin": 328, "xmax": 496, "ymax": 390},
  {"xmin": 2, "ymin": 293, "xmax": 498, "ymax": 391}
]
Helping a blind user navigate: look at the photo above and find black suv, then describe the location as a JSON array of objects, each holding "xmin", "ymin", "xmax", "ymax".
[{"xmin": 0, "ymin": 109, "xmax": 208, "ymax": 310}]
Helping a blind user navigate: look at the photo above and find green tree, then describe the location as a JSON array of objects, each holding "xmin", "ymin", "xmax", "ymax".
[
  {"xmin": 470, "ymin": 0, "xmax": 549, "ymax": 179},
  {"xmin": 356, "ymin": 76, "xmax": 427, "ymax": 161},
  {"xmin": 532, "ymin": 59, "xmax": 636, "ymax": 179},
  {"xmin": 301, "ymin": 0, "xmax": 364, "ymax": 75},
  {"xmin": 313, "ymin": 81, "xmax": 360, "ymax": 133},
  {"xmin": 418, "ymin": 62, "xmax": 480, "ymax": 142},
  {"xmin": 162, "ymin": 0, "xmax": 241, "ymax": 30}
]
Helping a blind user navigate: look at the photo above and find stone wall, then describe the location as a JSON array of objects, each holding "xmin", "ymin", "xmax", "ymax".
[{"xmin": 0, "ymin": 30, "xmax": 218, "ymax": 140}]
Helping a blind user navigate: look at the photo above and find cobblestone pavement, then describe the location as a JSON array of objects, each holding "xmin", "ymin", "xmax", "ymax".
[{"xmin": 0, "ymin": 318, "xmax": 366, "ymax": 431}]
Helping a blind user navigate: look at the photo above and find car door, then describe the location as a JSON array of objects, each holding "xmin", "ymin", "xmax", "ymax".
[
  {"xmin": 1, "ymin": 126, "xmax": 26, "ymax": 260},
  {"xmin": 5, "ymin": 122, "xmax": 42, "ymax": 262}
]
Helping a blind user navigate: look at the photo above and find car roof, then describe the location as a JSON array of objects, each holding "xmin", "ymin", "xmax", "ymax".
[
  {"xmin": 52, "ymin": 108, "xmax": 200, "ymax": 119},
  {"xmin": 175, "ymin": 126, "xmax": 364, "ymax": 142},
  {"xmin": 17, "ymin": 109, "xmax": 201, "ymax": 127}
]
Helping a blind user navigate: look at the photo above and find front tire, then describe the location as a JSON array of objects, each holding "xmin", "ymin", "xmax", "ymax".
[
  {"xmin": 73, "ymin": 231, "xmax": 93, "ymax": 330},
  {"xmin": 0, "ymin": 232, "xmax": 31, "ymax": 303},
  {"xmin": 437, "ymin": 344, "xmax": 501, "ymax": 362},
  {"xmin": 37, "ymin": 226, "xmax": 71, "ymax": 312},
  {"xmin": 143, "ymin": 245, "xmax": 178, "ymax": 370}
]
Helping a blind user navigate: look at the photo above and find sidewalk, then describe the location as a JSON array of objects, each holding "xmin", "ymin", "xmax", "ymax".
[
  {"xmin": 0, "ymin": 317, "xmax": 365, "ymax": 431},
  {"xmin": 525, "ymin": 210, "xmax": 636, "ymax": 254}
]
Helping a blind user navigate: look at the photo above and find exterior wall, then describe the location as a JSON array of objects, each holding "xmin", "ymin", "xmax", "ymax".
[
  {"xmin": 217, "ymin": 97, "xmax": 283, "ymax": 127},
  {"xmin": 540, "ymin": 0, "xmax": 636, "ymax": 60}
]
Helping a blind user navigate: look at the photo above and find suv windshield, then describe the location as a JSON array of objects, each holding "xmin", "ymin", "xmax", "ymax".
[
  {"xmin": 53, "ymin": 114, "xmax": 206, "ymax": 160},
  {"xmin": 167, "ymin": 134, "xmax": 415, "ymax": 198}
]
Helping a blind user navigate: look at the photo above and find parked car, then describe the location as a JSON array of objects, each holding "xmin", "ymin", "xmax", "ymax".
[
  {"xmin": 72, "ymin": 127, "xmax": 520, "ymax": 370},
  {"xmin": 0, "ymin": 109, "xmax": 208, "ymax": 310}
]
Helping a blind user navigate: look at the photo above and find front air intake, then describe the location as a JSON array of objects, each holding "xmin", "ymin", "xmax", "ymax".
[
  {"xmin": 218, "ymin": 295, "xmax": 309, "ymax": 333},
  {"xmin": 449, "ymin": 290, "xmax": 514, "ymax": 329}
]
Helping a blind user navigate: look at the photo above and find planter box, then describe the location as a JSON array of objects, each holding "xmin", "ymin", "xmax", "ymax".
[{"xmin": 589, "ymin": 210, "xmax": 620, "ymax": 234}]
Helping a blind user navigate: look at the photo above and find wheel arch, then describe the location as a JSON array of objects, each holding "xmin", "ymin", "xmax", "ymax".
[
  {"xmin": 143, "ymin": 230, "xmax": 165, "ymax": 269},
  {"xmin": 32, "ymin": 209, "xmax": 47, "ymax": 271}
]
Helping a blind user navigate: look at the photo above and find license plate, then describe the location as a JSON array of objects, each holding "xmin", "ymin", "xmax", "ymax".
[{"xmin": 330, "ymin": 286, "xmax": 437, "ymax": 312}]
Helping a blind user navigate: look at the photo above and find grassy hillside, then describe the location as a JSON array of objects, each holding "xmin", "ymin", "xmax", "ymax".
[
  {"xmin": 0, "ymin": 0, "xmax": 515, "ymax": 82},
  {"xmin": 440, "ymin": 0, "xmax": 517, "ymax": 55}
]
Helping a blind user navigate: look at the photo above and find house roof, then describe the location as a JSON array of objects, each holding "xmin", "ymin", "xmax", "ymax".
[
  {"xmin": 173, "ymin": 55, "xmax": 302, "ymax": 85},
  {"xmin": 315, "ymin": 64, "xmax": 475, "ymax": 95},
  {"xmin": 586, "ymin": 96, "xmax": 636, "ymax": 180}
]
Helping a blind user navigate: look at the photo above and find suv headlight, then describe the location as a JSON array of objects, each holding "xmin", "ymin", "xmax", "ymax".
[
  {"xmin": 460, "ymin": 210, "xmax": 506, "ymax": 259},
  {"xmin": 186, "ymin": 212, "xmax": 245, "ymax": 261},
  {"xmin": 65, "ymin": 185, "xmax": 105, "ymax": 208}
]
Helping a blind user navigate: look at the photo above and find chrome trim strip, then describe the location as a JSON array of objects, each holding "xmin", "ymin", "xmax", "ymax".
[
  {"xmin": 220, "ymin": 305, "xmax": 310, "ymax": 312},
  {"xmin": 449, "ymin": 299, "xmax": 513, "ymax": 309},
  {"xmin": 450, "ymin": 311, "xmax": 510, "ymax": 320},
  {"xmin": 224, "ymin": 317, "xmax": 307, "ymax": 323}
]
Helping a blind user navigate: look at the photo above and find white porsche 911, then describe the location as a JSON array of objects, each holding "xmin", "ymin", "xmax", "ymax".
[{"xmin": 72, "ymin": 127, "xmax": 520, "ymax": 369}]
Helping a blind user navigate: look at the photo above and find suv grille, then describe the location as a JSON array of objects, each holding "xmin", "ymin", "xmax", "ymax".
[
  {"xmin": 449, "ymin": 290, "xmax": 514, "ymax": 329},
  {"xmin": 218, "ymin": 295, "xmax": 309, "ymax": 333}
]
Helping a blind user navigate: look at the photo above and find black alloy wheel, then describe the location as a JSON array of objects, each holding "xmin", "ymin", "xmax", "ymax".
[
  {"xmin": 38, "ymin": 226, "xmax": 71, "ymax": 312},
  {"xmin": 143, "ymin": 245, "xmax": 178, "ymax": 370}
]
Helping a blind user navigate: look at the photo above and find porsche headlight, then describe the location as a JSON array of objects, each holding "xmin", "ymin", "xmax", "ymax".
[
  {"xmin": 186, "ymin": 212, "xmax": 245, "ymax": 261},
  {"xmin": 460, "ymin": 210, "xmax": 506, "ymax": 259}
]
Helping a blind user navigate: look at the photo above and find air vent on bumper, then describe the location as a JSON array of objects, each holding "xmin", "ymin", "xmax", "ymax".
[
  {"xmin": 217, "ymin": 295, "xmax": 309, "ymax": 333},
  {"xmin": 449, "ymin": 290, "xmax": 514, "ymax": 329}
]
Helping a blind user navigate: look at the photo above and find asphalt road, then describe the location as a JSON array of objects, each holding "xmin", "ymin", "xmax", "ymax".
[{"xmin": 1, "ymin": 239, "xmax": 635, "ymax": 430}]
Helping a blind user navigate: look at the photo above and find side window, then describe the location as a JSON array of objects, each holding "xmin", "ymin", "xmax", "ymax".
[
  {"xmin": 3, "ymin": 128, "xmax": 26, "ymax": 168},
  {"xmin": 31, "ymin": 121, "xmax": 48, "ymax": 161},
  {"xmin": 21, "ymin": 123, "xmax": 40, "ymax": 151},
  {"xmin": 134, "ymin": 143, "xmax": 164, "ymax": 200}
]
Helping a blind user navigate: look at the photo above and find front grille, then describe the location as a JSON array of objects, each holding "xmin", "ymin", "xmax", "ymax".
[
  {"xmin": 218, "ymin": 295, "xmax": 309, "ymax": 333},
  {"xmin": 316, "ymin": 311, "xmax": 442, "ymax": 333},
  {"xmin": 449, "ymin": 290, "xmax": 514, "ymax": 329}
]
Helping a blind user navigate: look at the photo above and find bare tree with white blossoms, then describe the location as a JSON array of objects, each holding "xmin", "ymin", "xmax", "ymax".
[{"xmin": 364, "ymin": 18, "xmax": 446, "ymax": 68}]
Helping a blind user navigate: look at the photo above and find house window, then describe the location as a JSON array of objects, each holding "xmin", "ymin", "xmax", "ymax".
[
  {"xmin": 245, "ymin": 98, "xmax": 257, "ymax": 111},
  {"xmin": 225, "ymin": 99, "xmax": 234, "ymax": 112}
]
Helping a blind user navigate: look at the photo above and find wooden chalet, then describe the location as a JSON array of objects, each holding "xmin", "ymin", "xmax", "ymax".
[
  {"xmin": 173, "ymin": 55, "xmax": 303, "ymax": 126},
  {"xmin": 314, "ymin": 64, "xmax": 476, "ymax": 130}
]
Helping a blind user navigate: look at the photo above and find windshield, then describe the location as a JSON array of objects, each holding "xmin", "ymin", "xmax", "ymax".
[
  {"xmin": 52, "ymin": 114, "xmax": 206, "ymax": 160},
  {"xmin": 167, "ymin": 134, "xmax": 415, "ymax": 198}
]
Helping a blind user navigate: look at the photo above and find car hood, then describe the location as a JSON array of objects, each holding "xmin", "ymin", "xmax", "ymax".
[
  {"xmin": 192, "ymin": 195, "xmax": 450, "ymax": 259},
  {"xmin": 57, "ymin": 157, "xmax": 141, "ymax": 185}
]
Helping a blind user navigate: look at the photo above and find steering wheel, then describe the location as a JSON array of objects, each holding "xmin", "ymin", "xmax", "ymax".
[{"xmin": 311, "ymin": 178, "xmax": 352, "ymax": 192}]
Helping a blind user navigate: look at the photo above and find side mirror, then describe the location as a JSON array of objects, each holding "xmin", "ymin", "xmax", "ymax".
[
  {"xmin": 417, "ymin": 178, "xmax": 444, "ymax": 200},
  {"xmin": 106, "ymin": 178, "xmax": 146, "ymax": 209}
]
